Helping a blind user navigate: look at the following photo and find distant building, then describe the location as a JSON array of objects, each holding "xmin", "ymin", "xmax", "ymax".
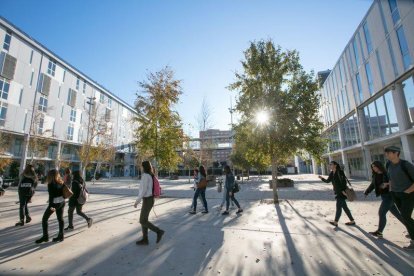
[{"xmin": 199, "ymin": 129, "xmax": 233, "ymax": 164}]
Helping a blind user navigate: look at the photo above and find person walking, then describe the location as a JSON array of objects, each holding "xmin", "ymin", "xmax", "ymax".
[
  {"xmin": 189, "ymin": 165, "xmax": 208, "ymax": 214},
  {"xmin": 35, "ymin": 169, "xmax": 66, "ymax": 243},
  {"xmin": 221, "ymin": 165, "xmax": 242, "ymax": 215},
  {"xmin": 15, "ymin": 164, "xmax": 38, "ymax": 226},
  {"xmin": 384, "ymin": 146, "xmax": 414, "ymax": 250},
  {"xmin": 318, "ymin": 161, "xmax": 355, "ymax": 226},
  {"xmin": 364, "ymin": 161, "xmax": 405, "ymax": 238},
  {"xmin": 63, "ymin": 168, "xmax": 72, "ymax": 190},
  {"xmin": 133, "ymin": 161, "xmax": 164, "ymax": 245},
  {"xmin": 64, "ymin": 171, "xmax": 93, "ymax": 231}
]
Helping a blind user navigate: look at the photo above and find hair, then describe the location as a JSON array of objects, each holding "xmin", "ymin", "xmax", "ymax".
[
  {"xmin": 142, "ymin": 161, "xmax": 154, "ymax": 176},
  {"xmin": 371, "ymin": 161, "xmax": 386, "ymax": 176},
  {"xmin": 329, "ymin": 161, "xmax": 343, "ymax": 173},
  {"xmin": 72, "ymin": 170, "xmax": 84, "ymax": 184},
  {"xmin": 46, "ymin": 169, "xmax": 63, "ymax": 185},
  {"xmin": 199, "ymin": 165, "xmax": 207, "ymax": 177},
  {"xmin": 22, "ymin": 164, "xmax": 38, "ymax": 181},
  {"xmin": 224, "ymin": 165, "xmax": 231, "ymax": 174},
  {"xmin": 64, "ymin": 168, "xmax": 72, "ymax": 175}
]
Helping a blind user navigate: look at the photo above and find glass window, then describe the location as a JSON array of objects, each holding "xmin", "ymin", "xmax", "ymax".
[
  {"xmin": 356, "ymin": 73, "xmax": 363, "ymax": 102},
  {"xmin": 30, "ymin": 71, "xmax": 34, "ymax": 86},
  {"xmin": 363, "ymin": 22, "xmax": 373, "ymax": 53},
  {"xmin": 76, "ymin": 77, "xmax": 80, "ymax": 90},
  {"xmin": 0, "ymin": 78, "xmax": 10, "ymax": 100},
  {"xmin": 327, "ymin": 128, "xmax": 341, "ymax": 152},
  {"xmin": 38, "ymin": 117, "xmax": 44, "ymax": 134},
  {"xmin": 379, "ymin": 0, "xmax": 388, "ymax": 35},
  {"xmin": 353, "ymin": 38, "xmax": 360, "ymax": 67},
  {"xmin": 339, "ymin": 59, "xmax": 345, "ymax": 86},
  {"xmin": 0, "ymin": 101, "xmax": 7, "ymax": 126},
  {"xmin": 375, "ymin": 50, "xmax": 385, "ymax": 86},
  {"xmin": 47, "ymin": 60, "xmax": 56, "ymax": 76},
  {"xmin": 365, "ymin": 63, "xmax": 374, "ymax": 95},
  {"xmin": 383, "ymin": 91, "xmax": 399, "ymax": 133},
  {"xmin": 3, "ymin": 31, "xmax": 11, "ymax": 51},
  {"xmin": 388, "ymin": 0, "xmax": 400, "ymax": 24},
  {"xmin": 19, "ymin": 88, "xmax": 23, "ymax": 104},
  {"xmin": 403, "ymin": 77, "xmax": 414, "ymax": 124},
  {"xmin": 375, "ymin": 97, "xmax": 389, "ymax": 136},
  {"xmin": 29, "ymin": 50, "xmax": 33, "ymax": 65},
  {"xmin": 83, "ymin": 82, "xmax": 86, "ymax": 94},
  {"xmin": 396, "ymin": 26, "xmax": 412, "ymax": 70},
  {"xmin": 100, "ymin": 93, "xmax": 105, "ymax": 104},
  {"xmin": 108, "ymin": 98, "xmax": 112, "ymax": 108},
  {"xmin": 38, "ymin": 95, "xmax": 48, "ymax": 112},
  {"xmin": 70, "ymin": 109, "xmax": 76, "ymax": 122},
  {"xmin": 67, "ymin": 124, "xmax": 74, "ymax": 140}
]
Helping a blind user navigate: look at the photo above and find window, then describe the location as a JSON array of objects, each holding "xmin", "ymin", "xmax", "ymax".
[
  {"xmin": 353, "ymin": 38, "xmax": 360, "ymax": 67},
  {"xmin": 388, "ymin": 0, "xmax": 400, "ymax": 24},
  {"xmin": 365, "ymin": 63, "xmax": 374, "ymax": 95},
  {"xmin": 61, "ymin": 105, "xmax": 64, "ymax": 118},
  {"xmin": 376, "ymin": 50, "xmax": 385, "ymax": 86},
  {"xmin": 3, "ymin": 31, "xmax": 11, "ymax": 51},
  {"xmin": 67, "ymin": 89, "xmax": 77, "ymax": 107},
  {"xmin": 83, "ymin": 82, "xmax": 86, "ymax": 94},
  {"xmin": 0, "ymin": 101, "xmax": 7, "ymax": 126},
  {"xmin": 67, "ymin": 124, "xmax": 74, "ymax": 140},
  {"xmin": 76, "ymin": 77, "xmax": 80, "ymax": 90},
  {"xmin": 105, "ymin": 108, "xmax": 111, "ymax": 121},
  {"xmin": 29, "ymin": 50, "xmax": 33, "ymax": 65},
  {"xmin": 356, "ymin": 73, "xmax": 363, "ymax": 102},
  {"xmin": 363, "ymin": 22, "xmax": 373, "ymax": 54},
  {"xmin": 58, "ymin": 86, "xmax": 61, "ymax": 99},
  {"xmin": 396, "ymin": 26, "xmax": 412, "ymax": 70},
  {"xmin": 30, "ymin": 71, "xmax": 34, "ymax": 86},
  {"xmin": 0, "ymin": 78, "xmax": 10, "ymax": 100},
  {"xmin": 383, "ymin": 91, "xmax": 399, "ymax": 133},
  {"xmin": 38, "ymin": 116, "xmax": 44, "ymax": 134},
  {"xmin": 47, "ymin": 60, "xmax": 56, "ymax": 76},
  {"xmin": 70, "ymin": 108, "xmax": 76, "ymax": 122},
  {"xmin": 403, "ymin": 77, "xmax": 414, "ymax": 124},
  {"xmin": 108, "ymin": 98, "xmax": 112, "ymax": 108},
  {"xmin": 63, "ymin": 70, "xmax": 66, "ymax": 82},
  {"xmin": 19, "ymin": 88, "xmax": 23, "ymax": 104},
  {"xmin": 100, "ymin": 93, "xmax": 105, "ymax": 104},
  {"xmin": 23, "ymin": 113, "xmax": 27, "ymax": 131},
  {"xmin": 38, "ymin": 95, "xmax": 48, "ymax": 112}
]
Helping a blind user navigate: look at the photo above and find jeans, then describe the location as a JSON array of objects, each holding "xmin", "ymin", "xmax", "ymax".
[
  {"xmin": 225, "ymin": 192, "xmax": 241, "ymax": 211},
  {"xmin": 192, "ymin": 188, "xmax": 208, "ymax": 211},
  {"xmin": 18, "ymin": 194, "xmax": 31, "ymax": 221},
  {"xmin": 391, "ymin": 192, "xmax": 414, "ymax": 240},
  {"xmin": 378, "ymin": 193, "xmax": 404, "ymax": 233},
  {"xmin": 41, "ymin": 202, "xmax": 65, "ymax": 237},
  {"xmin": 140, "ymin": 196, "xmax": 162, "ymax": 239},
  {"xmin": 335, "ymin": 195, "xmax": 354, "ymax": 222},
  {"xmin": 67, "ymin": 204, "xmax": 89, "ymax": 227}
]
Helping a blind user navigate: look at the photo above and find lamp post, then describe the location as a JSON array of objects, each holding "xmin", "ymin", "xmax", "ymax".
[{"xmin": 82, "ymin": 96, "xmax": 95, "ymax": 179}]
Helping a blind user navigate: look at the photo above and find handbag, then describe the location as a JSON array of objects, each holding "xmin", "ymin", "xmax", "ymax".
[
  {"xmin": 62, "ymin": 184, "xmax": 73, "ymax": 199},
  {"xmin": 198, "ymin": 178, "xmax": 208, "ymax": 189},
  {"xmin": 343, "ymin": 175, "xmax": 356, "ymax": 202},
  {"xmin": 232, "ymin": 181, "xmax": 240, "ymax": 193},
  {"xmin": 217, "ymin": 182, "xmax": 222, "ymax": 193}
]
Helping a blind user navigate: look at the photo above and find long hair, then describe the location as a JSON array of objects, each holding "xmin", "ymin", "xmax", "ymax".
[
  {"xmin": 72, "ymin": 171, "xmax": 84, "ymax": 184},
  {"xmin": 142, "ymin": 161, "xmax": 154, "ymax": 176},
  {"xmin": 199, "ymin": 165, "xmax": 207, "ymax": 177},
  {"xmin": 46, "ymin": 169, "xmax": 63, "ymax": 185},
  {"xmin": 64, "ymin": 168, "xmax": 72, "ymax": 175},
  {"xmin": 224, "ymin": 165, "xmax": 232, "ymax": 174},
  {"xmin": 329, "ymin": 161, "xmax": 343, "ymax": 174},
  {"xmin": 22, "ymin": 164, "xmax": 38, "ymax": 181},
  {"xmin": 371, "ymin": 161, "xmax": 386, "ymax": 176}
]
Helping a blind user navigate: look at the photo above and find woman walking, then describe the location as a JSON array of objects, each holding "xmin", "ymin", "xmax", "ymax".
[
  {"xmin": 64, "ymin": 171, "xmax": 93, "ymax": 231},
  {"xmin": 222, "ymin": 165, "xmax": 243, "ymax": 215},
  {"xmin": 63, "ymin": 168, "xmax": 72, "ymax": 189},
  {"xmin": 318, "ymin": 161, "xmax": 355, "ymax": 226},
  {"xmin": 133, "ymin": 161, "xmax": 164, "ymax": 245},
  {"xmin": 365, "ymin": 161, "xmax": 404, "ymax": 238},
  {"xmin": 35, "ymin": 169, "xmax": 66, "ymax": 243},
  {"xmin": 15, "ymin": 164, "xmax": 38, "ymax": 226},
  {"xmin": 189, "ymin": 165, "xmax": 208, "ymax": 214}
]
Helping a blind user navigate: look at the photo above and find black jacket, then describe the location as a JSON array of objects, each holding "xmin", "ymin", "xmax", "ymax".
[
  {"xmin": 320, "ymin": 170, "xmax": 347, "ymax": 195},
  {"xmin": 48, "ymin": 181, "xmax": 64, "ymax": 208},
  {"xmin": 364, "ymin": 173, "xmax": 390, "ymax": 197},
  {"xmin": 68, "ymin": 180, "xmax": 84, "ymax": 206},
  {"xmin": 18, "ymin": 175, "xmax": 37, "ymax": 197}
]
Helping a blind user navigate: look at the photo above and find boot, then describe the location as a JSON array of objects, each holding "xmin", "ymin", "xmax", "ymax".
[
  {"xmin": 52, "ymin": 233, "xmax": 64, "ymax": 242},
  {"xmin": 25, "ymin": 217, "xmax": 32, "ymax": 223},
  {"xmin": 156, "ymin": 230, "xmax": 165, "ymax": 243},
  {"xmin": 35, "ymin": 235, "xmax": 49, "ymax": 244},
  {"xmin": 15, "ymin": 220, "xmax": 24, "ymax": 226},
  {"xmin": 136, "ymin": 238, "xmax": 149, "ymax": 245}
]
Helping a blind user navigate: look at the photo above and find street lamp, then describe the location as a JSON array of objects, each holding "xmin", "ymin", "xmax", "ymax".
[{"xmin": 82, "ymin": 96, "xmax": 95, "ymax": 179}]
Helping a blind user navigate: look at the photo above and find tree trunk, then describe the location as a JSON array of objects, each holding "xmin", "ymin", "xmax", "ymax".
[
  {"xmin": 271, "ymin": 156, "xmax": 279, "ymax": 203},
  {"xmin": 93, "ymin": 162, "xmax": 101, "ymax": 185}
]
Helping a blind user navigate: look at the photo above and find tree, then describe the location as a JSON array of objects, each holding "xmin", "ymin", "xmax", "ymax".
[
  {"xmin": 90, "ymin": 133, "xmax": 116, "ymax": 184},
  {"xmin": 182, "ymin": 134, "xmax": 199, "ymax": 182},
  {"xmin": 197, "ymin": 97, "xmax": 215, "ymax": 168},
  {"xmin": 229, "ymin": 39, "xmax": 326, "ymax": 203},
  {"xmin": 134, "ymin": 66, "xmax": 183, "ymax": 172},
  {"xmin": 0, "ymin": 131, "xmax": 12, "ymax": 174}
]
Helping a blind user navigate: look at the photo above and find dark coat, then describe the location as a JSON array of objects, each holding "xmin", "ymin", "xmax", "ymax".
[
  {"xmin": 47, "ymin": 181, "xmax": 64, "ymax": 208},
  {"xmin": 364, "ymin": 173, "xmax": 390, "ymax": 197},
  {"xmin": 320, "ymin": 170, "xmax": 347, "ymax": 195},
  {"xmin": 68, "ymin": 180, "xmax": 83, "ymax": 206}
]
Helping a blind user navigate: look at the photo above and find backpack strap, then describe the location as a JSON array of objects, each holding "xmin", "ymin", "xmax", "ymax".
[{"xmin": 400, "ymin": 160, "xmax": 414, "ymax": 182}]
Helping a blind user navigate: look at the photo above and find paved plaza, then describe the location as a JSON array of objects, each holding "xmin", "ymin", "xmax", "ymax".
[{"xmin": 0, "ymin": 174, "xmax": 413, "ymax": 275}]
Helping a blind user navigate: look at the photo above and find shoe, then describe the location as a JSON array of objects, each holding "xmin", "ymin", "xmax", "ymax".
[
  {"xmin": 403, "ymin": 241, "xmax": 414, "ymax": 251},
  {"xmin": 156, "ymin": 230, "xmax": 165, "ymax": 243},
  {"xmin": 52, "ymin": 235, "xmax": 64, "ymax": 242},
  {"xmin": 15, "ymin": 221, "xmax": 24, "ymax": 226},
  {"xmin": 26, "ymin": 217, "xmax": 32, "ymax": 223},
  {"xmin": 87, "ymin": 218, "xmax": 93, "ymax": 228},
  {"xmin": 64, "ymin": 226, "xmax": 74, "ymax": 231},
  {"xmin": 222, "ymin": 211, "xmax": 229, "ymax": 215},
  {"xmin": 345, "ymin": 221, "xmax": 356, "ymax": 226},
  {"xmin": 35, "ymin": 236, "xmax": 49, "ymax": 244},
  {"xmin": 136, "ymin": 238, "xmax": 149, "ymax": 245},
  {"xmin": 369, "ymin": 230, "xmax": 383, "ymax": 238},
  {"xmin": 329, "ymin": 221, "xmax": 338, "ymax": 226},
  {"xmin": 236, "ymin": 209, "xmax": 243, "ymax": 214},
  {"xmin": 189, "ymin": 210, "xmax": 196, "ymax": 214},
  {"xmin": 201, "ymin": 210, "xmax": 209, "ymax": 214}
]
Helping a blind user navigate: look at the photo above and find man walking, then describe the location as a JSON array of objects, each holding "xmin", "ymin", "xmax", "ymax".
[{"xmin": 384, "ymin": 146, "xmax": 414, "ymax": 250}]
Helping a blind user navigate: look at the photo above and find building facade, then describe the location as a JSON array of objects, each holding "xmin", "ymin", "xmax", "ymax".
[
  {"xmin": 0, "ymin": 17, "xmax": 137, "ymax": 177},
  {"xmin": 315, "ymin": 0, "xmax": 414, "ymax": 179},
  {"xmin": 199, "ymin": 129, "xmax": 233, "ymax": 164}
]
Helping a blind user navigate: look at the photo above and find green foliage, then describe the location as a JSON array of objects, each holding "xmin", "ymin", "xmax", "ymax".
[{"xmin": 134, "ymin": 66, "xmax": 183, "ymax": 171}]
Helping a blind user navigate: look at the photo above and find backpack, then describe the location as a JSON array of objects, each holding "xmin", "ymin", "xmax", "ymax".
[
  {"xmin": 77, "ymin": 181, "xmax": 89, "ymax": 204},
  {"xmin": 152, "ymin": 176, "xmax": 161, "ymax": 197}
]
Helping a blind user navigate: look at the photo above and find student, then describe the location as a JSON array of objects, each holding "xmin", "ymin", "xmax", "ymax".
[
  {"xmin": 64, "ymin": 171, "xmax": 93, "ymax": 231},
  {"xmin": 35, "ymin": 169, "xmax": 66, "ymax": 243},
  {"xmin": 189, "ymin": 165, "xmax": 208, "ymax": 214},
  {"xmin": 134, "ymin": 161, "xmax": 164, "ymax": 245},
  {"xmin": 384, "ymin": 146, "xmax": 414, "ymax": 250},
  {"xmin": 222, "ymin": 165, "xmax": 243, "ymax": 215},
  {"xmin": 15, "ymin": 164, "xmax": 38, "ymax": 226},
  {"xmin": 318, "ymin": 161, "xmax": 355, "ymax": 226},
  {"xmin": 365, "ymin": 161, "xmax": 404, "ymax": 238},
  {"xmin": 63, "ymin": 168, "xmax": 72, "ymax": 189}
]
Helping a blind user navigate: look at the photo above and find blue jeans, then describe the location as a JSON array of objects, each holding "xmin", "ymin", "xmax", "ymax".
[
  {"xmin": 335, "ymin": 195, "xmax": 354, "ymax": 222},
  {"xmin": 225, "ymin": 192, "xmax": 240, "ymax": 211},
  {"xmin": 391, "ymin": 192, "xmax": 414, "ymax": 240},
  {"xmin": 192, "ymin": 188, "xmax": 207, "ymax": 211},
  {"xmin": 378, "ymin": 193, "xmax": 404, "ymax": 233}
]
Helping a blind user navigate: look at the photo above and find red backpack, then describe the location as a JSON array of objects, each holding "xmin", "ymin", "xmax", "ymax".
[{"xmin": 152, "ymin": 176, "xmax": 161, "ymax": 197}]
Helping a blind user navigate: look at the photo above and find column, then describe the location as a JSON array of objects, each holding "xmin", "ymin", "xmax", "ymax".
[
  {"xmin": 311, "ymin": 157, "xmax": 318, "ymax": 175},
  {"xmin": 19, "ymin": 134, "xmax": 29, "ymax": 175},
  {"xmin": 357, "ymin": 108, "xmax": 371, "ymax": 179},
  {"xmin": 55, "ymin": 141, "xmax": 62, "ymax": 169}
]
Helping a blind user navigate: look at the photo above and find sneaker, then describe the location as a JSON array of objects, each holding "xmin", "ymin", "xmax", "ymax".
[
  {"xmin": 52, "ymin": 235, "xmax": 64, "ymax": 242},
  {"xmin": 156, "ymin": 230, "xmax": 165, "ymax": 243},
  {"xmin": 222, "ymin": 211, "xmax": 229, "ymax": 215},
  {"xmin": 189, "ymin": 210, "xmax": 196, "ymax": 214},
  {"xmin": 25, "ymin": 217, "xmax": 32, "ymax": 223},
  {"xmin": 64, "ymin": 226, "xmax": 74, "ymax": 231},
  {"xmin": 15, "ymin": 221, "xmax": 24, "ymax": 226},
  {"xmin": 136, "ymin": 238, "xmax": 149, "ymax": 245},
  {"xmin": 403, "ymin": 241, "xmax": 414, "ymax": 251},
  {"xmin": 345, "ymin": 221, "xmax": 356, "ymax": 226},
  {"xmin": 87, "ymin": 218, "xmax": 93, "ymax": 228},
  {"xmin": 35, "ymin": 236, "xmax": 49, "ymax": 244},
  {"xmin": 201, "ymin": 210, "xmax": 209, "ymax": 214},
  {"xmin": 236, "ymin": 209, "xmax": 243, "ymax": 214},
  {"xmin": 369, "ymin": 230, "xmax": 383, "ymax": 238},
  {"xmin": 329, "ymin": 221, "xmax": 338, "ymax": 226}
]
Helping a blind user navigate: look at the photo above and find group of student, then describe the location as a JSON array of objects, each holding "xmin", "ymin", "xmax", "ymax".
[
  {"xmin": 318, "ymin": 145, "xmax": 414, "ymax": 250},
  {"xmin": 15, "ymin": 165, "xmax": 93, "ymax": 243}
]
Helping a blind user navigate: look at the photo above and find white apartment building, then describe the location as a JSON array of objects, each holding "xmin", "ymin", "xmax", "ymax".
[
  {"xmin": 0, "ymin": 17, "xmax": 137, "ymax": 177},
  {"xmin": 312, "ymin": 0, "xmax": 414, "ymax": 179}
]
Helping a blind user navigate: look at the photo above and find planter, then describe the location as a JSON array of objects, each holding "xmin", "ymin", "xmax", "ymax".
[{"xmin": 269, "ymin": 178, "xmax": 294, "ymax": 188}]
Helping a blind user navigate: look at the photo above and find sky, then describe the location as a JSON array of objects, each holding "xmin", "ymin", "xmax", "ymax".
[{"xmin": 1, "ymin": 0, "xmax": 373, "ymax": 137}]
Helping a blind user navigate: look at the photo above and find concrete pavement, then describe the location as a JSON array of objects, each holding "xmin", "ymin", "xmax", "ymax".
[{"xmin": 0, "ymin": 174, "xmax": 413, "ymax": 275}]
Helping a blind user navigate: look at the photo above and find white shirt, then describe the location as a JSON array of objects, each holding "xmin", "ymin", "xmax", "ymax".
[{"xmin": 135, "ymin": 173, "xmax": 153, "ymax": 205}]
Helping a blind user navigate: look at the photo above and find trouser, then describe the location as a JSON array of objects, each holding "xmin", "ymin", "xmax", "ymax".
[
  {"xmin": 378, "ymin": 193, "xmax": 405, "ymax": 233},
  {"xmin": 335, "ymin": 195, "xmax": 354, "ymax": 222},
  {"xmin": 140, "ymin": 196, "xmax": 161, "ymax": 239},
  {"xmin": 41, "ymin": 202, "xmax": 65, "ymax": 237},
  {"xmin": 68, "ymin": 204, "xmax": 89, "ymax": 227},
  {"xmin": 192, "ymin": 188, "xmax": 208, "ymax": 211},
  {"xmin": 226, "ymin": 192, "xmax": 241, "ymax": 211},
  {"xmin": 221, "ymin": 187, "xmax": 234, "ymax": 206},
  {"xmin": 18, "ymin": 194, "xmax": 31, "ymax": 221},
  {"xmin": 391, "ymin": 192, "xmax": 414, "ymax": 240}
]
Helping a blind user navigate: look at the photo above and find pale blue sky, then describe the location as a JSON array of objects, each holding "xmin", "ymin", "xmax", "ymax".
[{"xmin": 1, "ymin": 0, "xmax": 372, "ymax": 136}]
